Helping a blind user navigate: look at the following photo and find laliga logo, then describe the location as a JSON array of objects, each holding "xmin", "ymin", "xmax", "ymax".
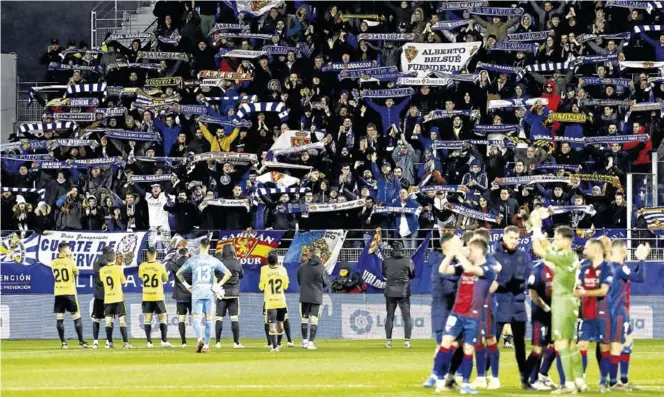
[{"xmin": 349, "ymin": 309, "xmax": 373, "ymax": 335}]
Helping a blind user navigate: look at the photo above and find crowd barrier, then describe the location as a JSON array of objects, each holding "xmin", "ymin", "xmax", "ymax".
[{"xmin": 0, "ymin": 293, "xmax": 658, "ymax": 340}]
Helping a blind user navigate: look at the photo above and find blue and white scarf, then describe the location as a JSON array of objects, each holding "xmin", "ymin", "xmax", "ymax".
[
  {"xmin": 217, "ymin": 49, "xmax": 266, "ymax": 59},
  {"xmin": 96, "ymin": 107, "xmax": 128, "ymax": 117},
  {"xmin": 131, "ymin": 174, "xmax": 174, "ymax": 183},
  {"xmin": 584, "ymin": 135, "xmax": 649, "ymax": 145},
  {"xmin": 446, "ymin": 202, "xmax": 502, "ymax": 223},
  {"xmin": 208, "ymin": 23, "xmax": 250, "ymax": 36},
  {"xmin": 236, "ymin": 102, "xmax": 289, "ymax": 121},
  {"xmin": 548, "ymin": 205, "xmax": 596, "ymax": 215},
  {"xmin": 431, "ymin": 20, "xmax": 471, "ymax": 31},
  {"xmin": 186, "ymin": 151, "xmax": 258, "ymax": 165},
  {"xmin": 572, "ymin": 54, "xmax": 618, "ymax": 65},
  {"xmin": 373, "ymin": 206, "xmax": 419, "ymax": 215},
  {"xmin": 580, "ymin": 77, "xmax": 632, "ymax": 89},
  {"xmin": 99, "ymin": 129, "xmax": 162, "ymax": 142},
  {"xmin": 476, "ymin": 62, "xmax": 526, "ymax": 81},
  {"xmin": 46, "ymin": 139, "xmax": 99, "ymax": 150},
  {"xmin": 423, "ymin": 110, "xmax": 472, "ymax": 123},
  {"xmin": 296, "ymin": 42, "xmax": 314, "ymax": 58},
  {"xmin": 19, "ymin": 122, "xmax": 77, "ymax": 136},
  {"xmin": 633, "ymin": 25, "xmax": 664, "ymax": 33},
  {"xmin": 136, "ymin": 51, "xmax": 188, "ymax": 61},
  {"xmin": 470, "ymin": 7, "xmax": 524, "ymax": 16},
  {"xmin": 433, "ymin": 72, "xmax": 480, "ymax": 83},
  {"xmin": 357, "ymin": 88, "xmax": 414, "ymax": 99},
  {"xmin": 176, "ymin": 104, "xmax": 208, "ymax": 116},
  {"xmin": 507, "ymin": 31, "xmax": 552, "ymax": 42},
  {"xmin": 323, "ymin": 61, "xmax": 374, "ymax": 72},
  {"xmin": 431, "ymin": 139, "xmax": 513, "ymax": 150},
  {"xmin": 53, "ymin": 113, "xmax": 96, "ymax": 122},
  {"xmin": 337, "ymin": 66, "xmax": 398, "ymax": 80},
  {"xmin": 2, "ymin": 154, "xmax": 54, "ymax": 162},
  {"xmin": 262, "ymin": 45, "xmax": 300, "ymax": 56},
  {"xmin": 576, "ymin": 32, "xmax": 631, "ymax": 43},
  {"xmin": 271, "ymin": 142, "xmax": 325, "ymax": 157},
  {"xmin": 202, "ymin": 199, "xmax": 250, "ymax": 211},
  {"xmin": 198, "ymin": 114, "xmax": 253, "ymax": 128},
  {"xmin": 214, "ymin": 32, "xmax": 274, "ymax": 40},
  {"xmin": 578, "ymin": 99, "xmax": 629, "ymax": 107},
  {"xmin": 37, "ymin": 157, "xmax": 126, "ymax": 169},
  {"xmin": 105, "ymin": 32, "xmax": 152, "ymax": 41},
  {"xmin": 488, "ymin": 98, "xmax": 546, "ymax": 111},
  {"xmin": 357, "ymin": 33, "xmax": 415, "ymax": 41},
  {"xmin": 533, "ymin": 163, "xmax": 582, "ymax": 171},
  {"xmin": 437, "ymin": 2, "xmax": 483, "ymax": 11},
  {"xmin": 363, "ymin": 73, "xmax": 416, "ymax": 82},
  {"xmin": 495, "ymin": 175, "xmax": 569, "ymax": 186},
  {"xmin": 0, "ymin": 186, "xmax": 46, "ymax": 199},
  {"xmin": 47, "ymin": 97, "xmax": 100, "ymax": 108},
  {"xmin": 473, "ymin": 124, "xmax": 518, "ymax": 135},
  {"xmin": 608, "ymin": 1, "xmax": 659, "ymax": 13},
  {"xmin": 66, "ymin": 83, "xmax": 107, "ymax": 96},
  {"xmin": 203, "ymin": 95, "xmax": 258, "ymax": 103},
  {"xmin": 261, "ymin": 161, "xmax": 314, "ymax": 170},
  {"xmin": 525, "ymin": 61, "xmax": 571, "ymax": 72},
  {"xmin": 48, "ymin": 63, "xmax": 102, "ymax": 74},
  {"xmin": 108, "ymin": 62, "xmax": 164, "ymax": 72},
  {"xmin": 489, "ymin": 42, "xmax": 538, "ymax": 55},
  {"xmin": 158, "ymin": 32, "xmax": 181, "ymax": 45},
  {"xmin": 133, "ymin": 156, "xmax": 184, "ymax": 164},
  {"xmin": 0, "ymin": 141, "xmax": 31, "ymax": 153},
  {"xmin": 619, "ymin": 60, "xmax": 664, "ymax": 70},
  {"xmin": 419, "ymin": 185, "xmax": 468, "ymax": 194}
]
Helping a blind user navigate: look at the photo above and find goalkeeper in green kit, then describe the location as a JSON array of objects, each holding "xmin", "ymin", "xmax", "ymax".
[{"xmin": 529, "ymin": 208, "xmax": 588, "ymax": 394}]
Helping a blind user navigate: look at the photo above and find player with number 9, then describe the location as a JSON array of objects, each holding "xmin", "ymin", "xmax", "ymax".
[
  {"xmin": 259, "ymin": 250, "xmax": 290, "ymax": 352},
  {"xmin": 100, "ymin": 249, "xmax": 132, "ymax": 349},
  {"xmin": 138, "ymin": 247, "xmax": 172, "ymax": 348},
  {"xmin": 177, "ymin": 238, "xmax": 231, "ymax": 353}
]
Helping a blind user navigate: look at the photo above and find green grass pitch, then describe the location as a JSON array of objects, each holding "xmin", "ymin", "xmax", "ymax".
[{"xmin": 2, "ymin": 339, "xmax": 664, "ymax": 397}]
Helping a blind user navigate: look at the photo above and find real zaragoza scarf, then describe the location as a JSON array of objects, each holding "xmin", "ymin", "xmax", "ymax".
[
  {"xmin": 547, "ymin": 113, "xmax": 587, "ymax": 123},
  {"xmin": 338, "ymin": 66, "xmax": 398, "ymax": 80},
  {"xmin": 417, "ymin": 185, "xmax": 469, "ymax": 194},
  {"xmin": 48, "ymin": 63, "xmax": 102, "ymax": 74},
  {"xmin": 633, "ymin": 25, "xmax": 664, "ymax": 33},
  {"xmin": 372, "ymin": 206, "xmax": 419, "ymax": 215},
  {"xmin": 548, "ymin": 205, "xmax": 596, "ymax": 215},
  {"xmin": 494, "ymin": 175, "xmax": 570, "ymax": 186},
  {"xmin": 489, "ymin": 42, "xmax": 538, "ymax": 55},
  {"xmin": 19, "ymin": 122, "xmax": 77, "ymax": 136},
  {"xmin": 619, "ymin": 60, "xmax": 664, "ymax": 70},
  {"xmin": 207, "ymin": 23, "xmax": 250, "ymax": 36},
  {"xmin": 37, "ymin": 157, "xmax": 126, "ymax": 169},
  {"xmin": 525, "ymin": 61, "xmax": 571, "ymax": 72},
  {"xmin": 576, "ymin": 32, "xmax": 631, "ymax": 43},
  {"xmin": 476, "ymin": 62, "xmax": 526, "ymax": 81},
  {"xmin": 236, "ymin": 102, "xmax": 289, "ymax": 121},
  {"xmin": 46, "ymin": 97, "xmax": 99, "ymax": 108},
  {"xmin": 423, "ymin": 110, "xmax": 472, "ymax": 123},
  {"xmin": 357, "ymin": 33, "xmax": 415, "ymax": 41},
  {"xmin": 431, "ymin": 20, "xmax": 471, "ymax": 31},
  {"xmin": 473, "ymin": 124, "xmax": 518, "ymax": 135},
  {"xmin": 445, "ymin": 202, "xmax": 502, "ymax": 223},
  {"xmin": 145, "ymin": 77, "xmax": 182, "ymax": 87},
  {"xmin": 487, "ymin": 98, "xmax": 548, "ymax": 110},
  {"xmin": 436, "ymin": 2, "xmax": 483, "ymax": 11},
  {"xmin": 579, "ymin": 99, "xmax": 630, "ymax": 108},
  {"xmin": 533, "ymin": 163, "xmax": 582, "ymax": 171},
  {"xmin": 186, "ymin": 151, "xmax": 258, "ymax": 165},
  {"xmin": 507, "ymin": 31, "xmax": 552, "ymax": 42},
  {"xmin": 572, "ymin": 54, "xmax": 618, "ymax": 65},
  {"xmin": 66, "ymin": 83, "xmax": 107, "ymax": 96},
  {"xmin": 136, "ymin": 51, "xmax": 188, "ymax": 61},
  {"xmin": 197, "ymin": 114, "xmax": 253, "ymax": 128},
  {"xmin": 323, "ymin": 61, "xmax": 374, "ymax": 72},
  {"xmin": 217, "ymin": 49, "xmax": 267, "ymax": 59},
  {"xmin": 95, "ymin": 129, "xmax": 162, "ymax": 142},
  {"xmin": 27, "ymin": 85, "xmax": 67, "ymax": 104},
  {"xmin": 53, "ymin": 113, "xmax": 96, "ymax": 122},
  {"xmin": 470, "ymin": 7, "xmax": 523, "ymax": 16},
  {"xmin": 580, "ymin": 77, "xmax": 631, "ymax": 89},
  {"xmin": 130, "ymin": 174, "xmax": 175, "ymax": 183},
  {"xmin": 357, "ymin": 88, "xmax": 414, "ymax": 98},
  {"xmin": 105, "ymin": 32, "xmax": 152, "ymax": 41},
  {"xmin": 198, "ymin": 70, "xmax": 253, "ymax": 80}
]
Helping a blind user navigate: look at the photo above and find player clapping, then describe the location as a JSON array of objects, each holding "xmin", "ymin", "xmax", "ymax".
[
  {"xmin": 259, "ymin": 251, "xmax": 290, "ymax": 352},
  {"xmin": 100, "ymin": 251, "xmax": 132, "ymax": 349}
]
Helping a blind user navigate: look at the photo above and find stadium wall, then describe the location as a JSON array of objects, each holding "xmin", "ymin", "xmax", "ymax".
[{"xmin": 0, "ymin": 294, "xmax": 659, "ymax": 340}]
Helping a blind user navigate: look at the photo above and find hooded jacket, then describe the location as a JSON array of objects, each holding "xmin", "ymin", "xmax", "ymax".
[
  {"xmin": 92, "ymin": 251, "xmax": 113, "ymax": 300},
  {"xmin": 381, "ymin": 248, "xmax": 415, "ymax": 298},
  {"xmin": 540, "ymin": 79, "xmax": 561, "ymax": 111},
  {"xmin": 297, "ymin": 255, "xmax": 329, "ymax": 304},
  {"xmin": 492, "ymin": 241, "xmax": 532, "ymax": 323},
  {"xmin": 214, "ymin": 245, "xmax": 243, "ymax": 298}
]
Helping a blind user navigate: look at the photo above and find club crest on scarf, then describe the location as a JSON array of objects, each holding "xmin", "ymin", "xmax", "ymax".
[
  {"xmin": 289, "ymin": 131, "xmax": 311, "ymax": 147},
  {"xmin": 0, "ymin": 233, "xmax": 26, "ymax": 264},
  {"xmin": 404, "ymin": 45, "xmax": 418, "ymax": 63},
  {"xmin": 251, "ymin": 0, "xmax": 270, "ymax": 11}
]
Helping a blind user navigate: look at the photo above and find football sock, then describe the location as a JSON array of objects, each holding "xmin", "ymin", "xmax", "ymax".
[
  {"xmin": 264, "ymin": 323, "xmax": 270, "ymax": 344},
  {"xmin": 449, "ymin": 346, "xmax": 464, "ymax": 375},
  {"xmin": 192, "ymin": 318, "xmax": 202, "ymax": 340},
  {"xmin": 215, "ymin": 320, "xmax": 223, "ymax": 343},
  {"xmin": 144, "ymin": 324, "xmax": 152, "ymax": 343},
  {"xmin": 277, "ymin": 333, "xmax": 283, "ymax": 345},
  {"xmin": 570, "ymin": 344, "xmax": 584, "ymax": 380},
  {"xmin": 609, "ymin": 355, "xmax": 620, "ymax": 386},
  {"xmin": 580, "ymin": 349, "xmax": 588, "ymax": 375},
  {"xmin": 600, "ymin": 351, "xmax": 610, "ymax": 385},
  {"xmin": 105, "ymin": 323, "xmax": 114, "ymax": 343},
  {"xmin": 301, "ymin": 323, "xmax": 308, "ymax": 340},
  {"xmin": 461, "ymin": 354, "xmax": 473, "ymax": 383},
  {"xmin": 475, "ymin": 345, "xmax": 487, "ymax": 378},
  {"xmin": 178, "ymin": 322, "xmax": 186, "ymax": 344},
  {"xmin": 283, "ymin": 318, "xmax": 292, "ymax": 342},
  {"xmin": 488, "ymin": 343, "xmax": 500, "ymax": 378},
  {"xmin": 620, "ymin": 352, "xmax": 630, "ymax": 384},
  {"xmin": 525, "ymin": 351, "xmax": 540, "ymax": 383},
  {"xmin": 231, "ymin": 321, "xmax": 240, "ymax": 344},
  {"xmin": 309, "ymin": 325, "xmax": 318, "ymax": 342},
  {"xmin": 56, "ymin": 320, "xmax": 65, "ymax": 343},
  {"xmin": 159, "ymin": 323, "xmax": 167, "ymax": 342},
  {"xmin": 92, "ymin": 321, "xmax": 100, "ymax": 340},
  {"xmin": 73, "ymin": 318, "xmax": 84, "ymax": 343},
  {"xmin": 540, "ymin": 346, "xmax": 555, "ymax": 376},
  {"xmin": 204, "ymin": 319, "xmax": 212, "ymax": 345},
  {"xmin": 434, "ymin": 346, "xmax": 453, "ymax": 378},
  {"xmin": 120, "ymin": 326, "xmax": 128, "ymax": 343},
  {"xmin": 555, "ymin": 351, "xmax": 566, "ymax": 385}
]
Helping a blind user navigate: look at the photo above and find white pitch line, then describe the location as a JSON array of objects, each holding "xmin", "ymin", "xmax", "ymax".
[{"xmin": 2, "ymin": 385, "xmax": 377, "ymax": 391}]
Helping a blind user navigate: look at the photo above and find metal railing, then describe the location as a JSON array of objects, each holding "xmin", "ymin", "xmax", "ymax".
[{"xmin": 90, "ymin": 0, "xmax": 154, "ymax": 47}]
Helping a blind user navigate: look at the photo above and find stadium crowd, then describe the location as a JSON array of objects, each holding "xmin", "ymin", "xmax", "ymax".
[{"xmin": 1, "ymin": 0, "xmax": 663, "ymax": 247}]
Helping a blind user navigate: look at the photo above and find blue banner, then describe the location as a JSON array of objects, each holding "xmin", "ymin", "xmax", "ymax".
[
  {"xmin": 0, "ymin": 231, "xmax": 148, "ymax": 294},
  {"xmin": 282, "ymin": 230, "xmax": 347, "ymax": 292}
]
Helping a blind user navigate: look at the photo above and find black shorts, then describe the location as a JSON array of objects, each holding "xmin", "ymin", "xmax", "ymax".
[
  {"xmin": 142, "ymin": 301, "xmax": 167, "ymax": 315},
  {"xmin": 91, "ymin": 298, "xmax": 105, "ymax": 320},
  {"xmin": 54, "ymin": 295, "xmax": 79, "ymax": 314},
  {"xmin": 176, "ymin": 301, "xmax": 192, "ymax": 316},
  {"xmin": 216, "ymin": 298, "xmax": 239, "ymax": 317},
  {"xmin": 104, "ymin": 302, "xmax": 127, "ymax": 317},
  {"xmin": 300, "ymin": 303, "xmax": 321, "ymax": 319},
  {"xmin": 266, "ymin": 308, "xmax": 287, "ymax": 324}
]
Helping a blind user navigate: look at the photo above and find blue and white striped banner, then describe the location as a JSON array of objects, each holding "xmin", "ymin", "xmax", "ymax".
[
  {"xmin": 633, "ymin": 25, "xmax": 664, "ymax": 33},
  {"xmin": 66, "ymin": 83, "xmax": 107, "ymax": 96},
  {"xmin": 0, "ymin": 186, "xmax": 46, "ymax": 199},
  {"xmin": 236, "ymin": 102, "xmax": 289, "ymax": 121},
  {"xmin": 18, "ymin": 122, "xmax": 77, "ymax": 136},
  {"xmin": 640, "ymin": 207, "xmax": 664, "ymax": 235}
]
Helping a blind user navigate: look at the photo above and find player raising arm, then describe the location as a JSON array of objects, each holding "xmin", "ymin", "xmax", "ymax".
[
  {"xmin": 100, "ymin": 253, "xmax": 132, "ymax": 348},
  {"xmin": 530, "ymin": 208, "xmax": 587, "ymax": 394},
  {"xmin": 139, "ymin": 247, "xmax": 172, "ymax": 348},
  {"xmin": 177, "ymin": 238, "xmax": 231, "ymax": 353},
  {"xmin": 51, "ymin": 241, "xmax": 88, "ymax": 349},
  {"xmin": 259, "ymin": 251, "xmax": 290, "ymax": 352}
]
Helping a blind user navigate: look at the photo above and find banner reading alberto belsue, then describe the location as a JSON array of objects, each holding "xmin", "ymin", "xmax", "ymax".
[
  {"xmin": 400, "ymin": 42, "xmax": 481, "ymax": 78},
  {"xmin": 0, "ymin": 231, "xmax": 147, "ymax": 294}
]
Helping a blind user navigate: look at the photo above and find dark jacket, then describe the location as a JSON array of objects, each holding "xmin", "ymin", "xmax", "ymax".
[
  {"xmin": 492, "ymin": 242, "xmax": 531, "ymax": 323},
  {"xmin": 164, "ymin": 249, "xmax": 192, "ymax": 302},
  {"xmin": 92, "ymin": 253, "xmax": 111, "ymax": 300},
  {"xmin": 215, "ymin": 245, "xmax": 243, "ymax": 298},
  {"xmin": 381, "ymin": 249, "xmax": 415, "ymax": 298},
  {"xmin": 164, "ymin": 199, "xmax": 200, "ymax": 234},
  {"xmin": 297, "ymin": 256, "xmax": 329, "ymax": 304}
]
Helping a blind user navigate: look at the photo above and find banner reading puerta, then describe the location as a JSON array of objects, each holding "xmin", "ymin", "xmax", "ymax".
[{"xmin": 0, "ymin": 230, "xmax": 148, "ymax": 294}]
